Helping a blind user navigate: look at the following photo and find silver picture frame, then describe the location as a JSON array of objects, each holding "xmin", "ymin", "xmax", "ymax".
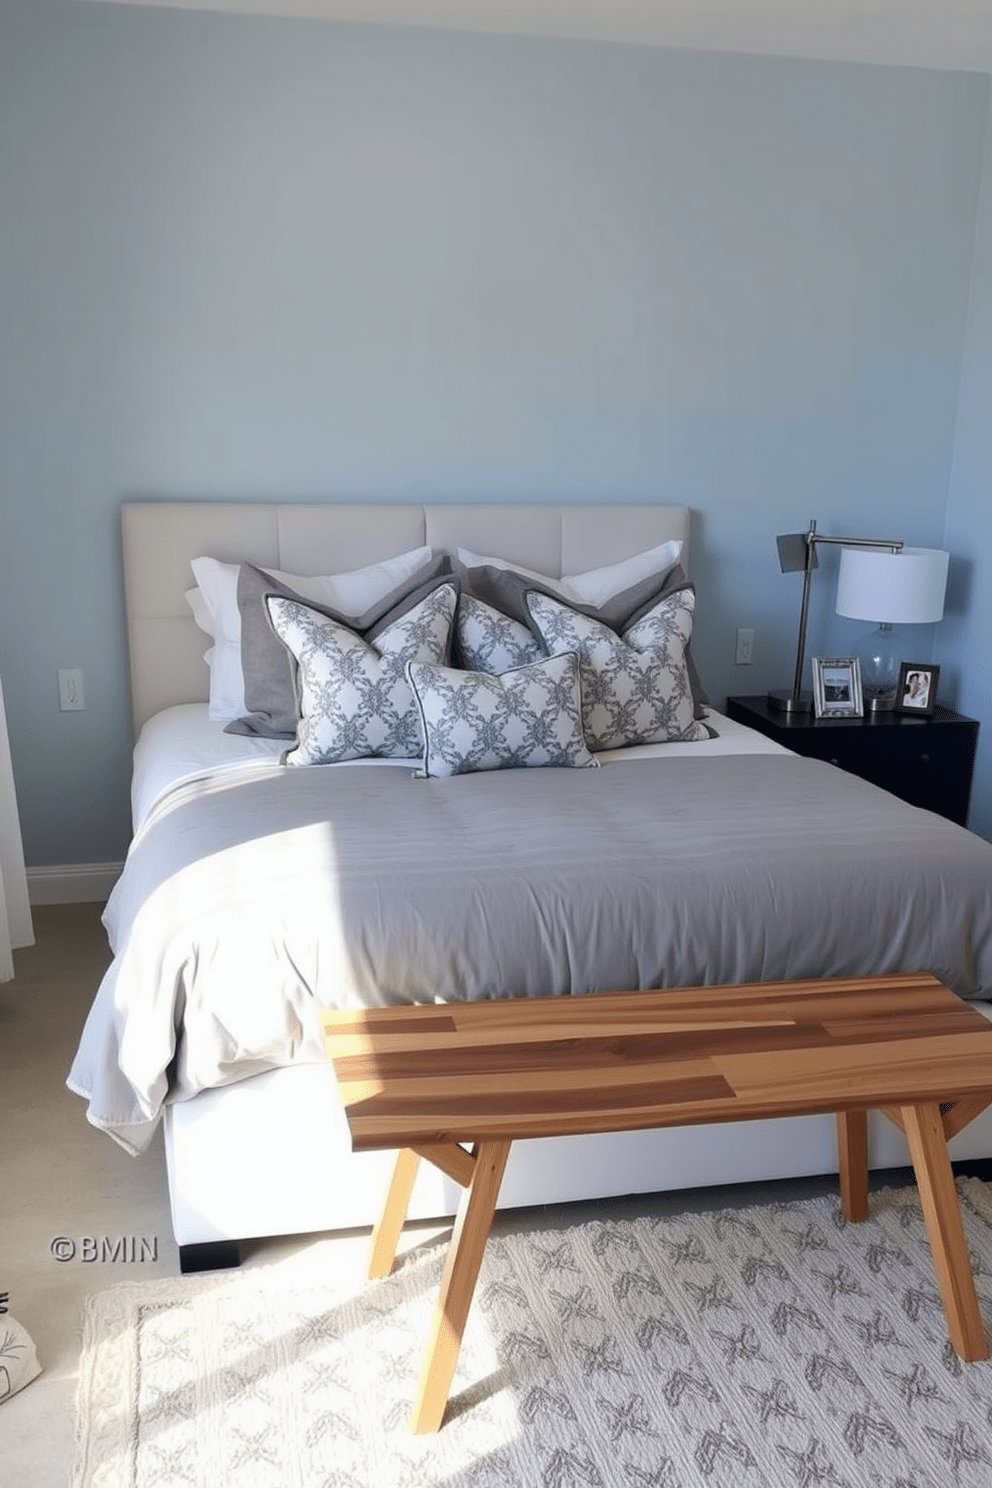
[{"xmin": 812, "ymin": 657, "xmax": 864, "ymax": 719}]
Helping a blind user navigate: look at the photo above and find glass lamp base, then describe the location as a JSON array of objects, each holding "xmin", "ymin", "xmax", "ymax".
[{"xmin": 855, "ymin": 624, "xmax": 902, "ymax": 711}]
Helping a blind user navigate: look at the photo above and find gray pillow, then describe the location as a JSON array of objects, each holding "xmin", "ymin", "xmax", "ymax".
[
  {"xmin": 460, "ymin": 561, "xmax": 710, "ymax": 717},
  {"xmin": 407, "ymin": 651, "xmax": 597, "ymax": 778},
  {"xmin": 227, "ymin": 553, "xmax": 454, "ymax": 738}
]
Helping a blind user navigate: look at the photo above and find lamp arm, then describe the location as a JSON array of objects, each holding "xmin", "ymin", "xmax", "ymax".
[
  {"xmin": 809, "ymin": 535, "xmax": 903, "ymax": 552},
  {"xmin": 789, "ymin": 521, "xmax": 902, "ymax": 703}
]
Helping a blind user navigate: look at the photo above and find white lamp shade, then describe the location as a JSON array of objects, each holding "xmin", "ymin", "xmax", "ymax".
[{"xmin": 835, "ymin": 546, "xmax": 949, "ymax": 624}]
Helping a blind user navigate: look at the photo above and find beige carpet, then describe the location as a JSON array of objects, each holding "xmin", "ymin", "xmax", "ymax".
[{"xmin": 72, "ymin": 1178, "xmax": 992, "ymax": 1488}]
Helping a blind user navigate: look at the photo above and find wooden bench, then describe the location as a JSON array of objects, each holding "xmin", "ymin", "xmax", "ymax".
[{"xmin": 323, "ymin": 971, "xmax": 992, "ymax": 1433}]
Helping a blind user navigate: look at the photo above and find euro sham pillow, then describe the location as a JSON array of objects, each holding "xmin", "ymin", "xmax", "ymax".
[
  {"xmin": 265, "ymin": 582, "xmax": 458, "ymax": 765},
  {"xmin": 407, "ymin": 651, "xmax": 597, "ymax": 778},
  {"xmin": 526, "ymin": 587, "xmax": 711, "ymax": 752},
  {"xmin": 228, "ymin": 553, "xmax": 454, "ymax": 737},
  {"xmin": 186, "ymin": 545, "xmax": 433, "ymax": 725}
]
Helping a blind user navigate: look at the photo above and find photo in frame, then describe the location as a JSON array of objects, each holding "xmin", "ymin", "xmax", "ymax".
[
  {"xmin": 812, "ymin": 657, "xmax": 864, "ymax": 718},
  {"xmin": 897, "ymin": 662, "xmax": 939, "ymax": 716}
]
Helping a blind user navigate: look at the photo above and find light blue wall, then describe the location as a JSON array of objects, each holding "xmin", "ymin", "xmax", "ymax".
[
  {"xmin": 0, "ymin": 0, "xmax": 988, "ymax": 864},
  {"xmin": 941, "ymin": 91, "xmax": 992, "ymax": 837}
]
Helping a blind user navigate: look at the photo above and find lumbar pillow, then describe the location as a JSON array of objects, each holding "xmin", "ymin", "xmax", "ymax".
[
  {"xmin": 0, "ymin": 1317, "xmax": 41, "ymax": 1403},
  {"xmin": 406, "ymin": 651, "xmax": 597, "ymax": 778},
  {"xmin": 526, "ymin": 588, "xmax": 711, "ymax": 751},
  {"xmin": 266, "ymin": 583, "xmax": 458, "ymax": 764},
  {"xmin": 454, "ymin": 594, "xmax": 544, "ymax": 673}
]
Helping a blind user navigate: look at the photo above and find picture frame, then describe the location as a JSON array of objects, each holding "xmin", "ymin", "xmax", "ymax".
[
  {"xmin": 896, "ymin": 662, "xmax": 939, "ymax": 717},
  {"xmin": 812, "ymin": 657, "xmax": 864, "ymax": 719}
]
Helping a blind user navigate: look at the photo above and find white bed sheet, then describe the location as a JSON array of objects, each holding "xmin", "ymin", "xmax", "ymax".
[{"xmin": 131, "ymin": 703, "xmax": 793, "ymax": 832}]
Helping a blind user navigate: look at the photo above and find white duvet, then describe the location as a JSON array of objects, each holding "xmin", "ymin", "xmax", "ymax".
[{"xmin": 131, "ymin": 703, "xmax": 790, "ymax": 830}]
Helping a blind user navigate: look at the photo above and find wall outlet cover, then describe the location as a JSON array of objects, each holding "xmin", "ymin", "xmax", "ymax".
[{"xmin": 58, "ymin": 668, "xmax": 85, "ymax": 711}]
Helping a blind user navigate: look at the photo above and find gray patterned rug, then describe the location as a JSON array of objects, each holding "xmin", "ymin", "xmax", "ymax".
[{"xmin": 73, "ymin": 1179, "xmax": 992, "ymax": 1488}]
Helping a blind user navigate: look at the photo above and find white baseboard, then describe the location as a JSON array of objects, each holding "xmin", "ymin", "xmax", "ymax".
[{"xmin": 27, "ymin": 862, "xmax": 123, "ymax": 905}]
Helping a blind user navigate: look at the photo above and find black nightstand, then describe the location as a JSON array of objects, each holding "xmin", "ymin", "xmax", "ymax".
[{"xmin": 726, "ymin": 695, "xmax": 979, "ymax": 827}]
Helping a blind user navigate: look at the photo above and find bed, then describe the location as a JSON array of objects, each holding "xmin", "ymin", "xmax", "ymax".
[{"xmin": 69, "ymin": 500, "xmax": 992, "ymax": 1271}]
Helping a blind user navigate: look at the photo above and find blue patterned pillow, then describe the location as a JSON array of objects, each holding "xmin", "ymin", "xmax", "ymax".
[
  {"xmin": 406, "ymin": 652, "xmax": 597, "ymax": 778},
  {"xmin": 266, "ymin": 584, "xmax": 458, "ymax": 764},
  {"xmin": 526, "ymin": 588, "xmax": 711, "ymax": 751},
  {"xmin": 454, "ymin": 594, "xmax": 544, "ymax": 673}
]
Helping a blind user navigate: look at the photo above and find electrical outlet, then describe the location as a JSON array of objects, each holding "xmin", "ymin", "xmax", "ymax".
[
  {"xmin": 735, "ymin": 628, "xmax": 755, "ymax": 665},
  {"xmin": 58, "ymin": 668, "xmax": 85, "ymax": 711}
]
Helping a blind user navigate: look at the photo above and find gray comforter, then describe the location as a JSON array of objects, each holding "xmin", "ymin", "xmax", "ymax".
[{"xmin": 68, "ymin": 754, "xmax": 992, "ymax": 1153}]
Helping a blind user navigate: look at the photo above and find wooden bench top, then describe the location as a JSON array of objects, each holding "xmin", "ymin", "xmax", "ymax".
[
  {"xmin": 323, "ymin": 971, "xmax": 992, "ymax": 1151},
  {"xmin": 323, "ymin": 971, "xmax": 992, "ymax": 1430}
]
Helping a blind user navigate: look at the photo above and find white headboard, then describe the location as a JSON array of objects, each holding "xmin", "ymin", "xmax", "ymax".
[{"xmin": 121, "ymin": 501, "xmax": 691, "ymax": 735}]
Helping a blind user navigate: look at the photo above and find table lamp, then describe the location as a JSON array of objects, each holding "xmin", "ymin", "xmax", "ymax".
[
  {"xmin": 769, "ymin": 518, "xmax": 904, "ymax": 714},
  {"xmin": 835, "ymin": 545, "xmax": 949, "ymax": 711}
]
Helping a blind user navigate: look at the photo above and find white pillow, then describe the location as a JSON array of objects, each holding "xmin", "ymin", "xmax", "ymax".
[
  {"xmin": 186, "ymin": 547, "xmax": 433, "ymax": 722},
  {"xmin": 456, "ymin": 538, "xmax": 683, "ymax": 608},
  {"xmin": 186, "ymin": 569, "xmax": 245, "ymax": 721},
  {"xmin": 0, "ymin": 1317, "xmax": 41, "ymax": 1403},
  {"xmin": 185, "ymin": 583, "xmax": 214, "ymax": 638}
]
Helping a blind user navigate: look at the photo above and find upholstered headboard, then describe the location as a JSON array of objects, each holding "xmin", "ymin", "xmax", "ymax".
[{"xmin": 120, "ymin": 501, "xmax": 691, "ymax": 735}]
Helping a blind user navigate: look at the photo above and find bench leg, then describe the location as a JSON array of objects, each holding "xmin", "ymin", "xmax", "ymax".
[
  {"xmin": 411, "ymin": 1139, "xmax": 512, "ymax": 1434},
  {"xmin": 369, "ymin": 1148, "xmax": 421, "ymax": 1279},
  {"xmin": 837, "ymin": 1109, "xmax": 869, "ymax": 1222},
  {"xmin": 902, "ymin": 1101, "xmax": 988, "ymax": 1362}
]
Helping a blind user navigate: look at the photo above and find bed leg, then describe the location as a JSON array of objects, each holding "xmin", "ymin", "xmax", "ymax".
[{"xmin": 179, "ymin": 1240, "xmax": 241, "ymax": 1274}]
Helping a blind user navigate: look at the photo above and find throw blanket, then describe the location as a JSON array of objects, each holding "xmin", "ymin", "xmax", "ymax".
[{"xmin": 68, "ymin": 754, "xmax": 992, "ymax": 1153}]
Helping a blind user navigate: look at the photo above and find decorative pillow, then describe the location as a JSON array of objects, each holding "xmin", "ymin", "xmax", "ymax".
[
  {"xmin": 461, "ymin": 560, "xmax": 709, "ymax": 720},
  {"xmin": 526, "ymin": 588, "xmax": 711, "ymax": 752},
  {"xmin": 230, "ymin": 554, "xmax": 454, "ymax": 738},
  {"xmin": 407, "ymin": 651, "xmax": 597, "ymax": 778},
  {"xmin": 456, "ymin": 538, "xmax": 683, "ymax": 608},
  {"xmin": 454, "ymin": 594, "xmax": 544, "ymax": 673},
  {"xmin": 0, "ymin": 1317, "xmax": 41, "ymax": 1403},
  {"xmin": 266, "ymin": 583, "xmax": 458, "ymax": 765},
  {"xmin": 187, "ymin": 546, "xmax": 433, "ymax": 724}
]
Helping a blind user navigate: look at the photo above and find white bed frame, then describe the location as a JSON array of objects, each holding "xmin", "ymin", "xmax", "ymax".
[{"xmin": 120, "ymin": 500, "xmax": 992, "ymax": 1269}]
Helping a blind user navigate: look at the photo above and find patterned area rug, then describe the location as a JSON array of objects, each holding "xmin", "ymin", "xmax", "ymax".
[{"xmin": 73, "ymin": 1179, "xmax": 992, "ymax": 1488}]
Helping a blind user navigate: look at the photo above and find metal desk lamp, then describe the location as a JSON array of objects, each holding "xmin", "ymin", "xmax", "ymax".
[{"xmin": 769, "ymin": 518, "xmax": 904, "ymax": 715}]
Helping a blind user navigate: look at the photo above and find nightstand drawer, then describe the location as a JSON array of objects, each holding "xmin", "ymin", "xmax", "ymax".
[
  {"xmin": 726, "ymin": 696, "xmax": 978, "ymax": 827},
  {"xmin": 818, "ymin": 729, "xmax": 963, "ymax": 821}
]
